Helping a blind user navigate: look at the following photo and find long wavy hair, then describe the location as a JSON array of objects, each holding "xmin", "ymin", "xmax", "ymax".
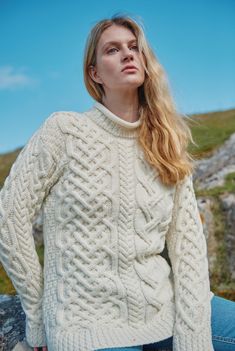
[{"xmin": 83, "ymin": 13, "xmax": 198, "ymax": 186}]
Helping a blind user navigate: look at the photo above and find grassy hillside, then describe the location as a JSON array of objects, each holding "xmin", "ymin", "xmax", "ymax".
[
  {"xmin": 0, "ymin": 107, "xmax": 235, "ymax": 299},
  {"xmin": 187, "ymin": 107, "xmax": 235, "ymax": 158},
  {"xmin": 0, "ymin": 147, "xmax": 23, "ymax": 188}
]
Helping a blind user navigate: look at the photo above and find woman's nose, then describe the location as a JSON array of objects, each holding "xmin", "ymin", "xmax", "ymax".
[{"xmin": 123, "ymin": 51, "xmax": 134, "ymax": 62}]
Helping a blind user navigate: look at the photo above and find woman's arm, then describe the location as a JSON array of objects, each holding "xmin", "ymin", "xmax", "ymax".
[
  {"xmin": 0, "ymin": 113, "xmax": 64, "ymax": 348},
  {"xmin": 165, "ymin": 174, "xmax": 214, "ymax": 351}
]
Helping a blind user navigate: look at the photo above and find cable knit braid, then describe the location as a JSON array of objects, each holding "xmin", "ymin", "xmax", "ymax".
[
  {"xmin": 0, "ymin": 101, "xmax": 214, "ymax": 351},
  {"xmin": 166, "ymin": 174, "xmax": 214, "ymax": 350},
  {"xmin": 0, "ymin": 113, "xmax": 65, "ymax": 346}
]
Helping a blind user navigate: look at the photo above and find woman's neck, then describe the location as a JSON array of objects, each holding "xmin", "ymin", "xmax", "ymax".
[{"xmin": 101, "ymin": 94, "xmax": 140, "ymax": 123}]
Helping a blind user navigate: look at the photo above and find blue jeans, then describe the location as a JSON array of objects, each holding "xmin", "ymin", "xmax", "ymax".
[{"xmin": 96, "ymin": 295, "xmax": 235, "ymax": 351}]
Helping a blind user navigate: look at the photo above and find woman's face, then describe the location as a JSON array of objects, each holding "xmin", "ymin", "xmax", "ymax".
[{"xmin": 89, "ymin": 25, "xmax": 146, "ymax": 95}]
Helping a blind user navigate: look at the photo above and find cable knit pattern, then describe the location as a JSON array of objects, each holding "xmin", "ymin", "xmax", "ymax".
[
  {"xmin": 0, "ymin": 101, "xmax": 214, "ymax": 351},
  {"xmin": 0, "ymin": 114, "xmax": 65, "ymax": 347},
  {"xmin": 166, "ymin": 174, "xmax": 214, "ymax": 350}
]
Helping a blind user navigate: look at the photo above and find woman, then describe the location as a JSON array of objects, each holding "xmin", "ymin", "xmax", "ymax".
[{"xmin": 0, "ymin": 14, "xmax": 234, "ymax": 351}]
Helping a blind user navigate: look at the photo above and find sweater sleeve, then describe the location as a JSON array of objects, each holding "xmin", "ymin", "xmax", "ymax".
[
  {"xmin": 165, "ymin": 174, "xmax": 214, "ymax": 351},
  {"xmin": 0, "ymin": 113, "xmax": 63, "ymax": 347}
]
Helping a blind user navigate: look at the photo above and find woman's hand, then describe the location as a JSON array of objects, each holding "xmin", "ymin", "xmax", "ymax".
[{"xmin": 33, "ymin": 347, "xmax": 47, "ymax": 351}]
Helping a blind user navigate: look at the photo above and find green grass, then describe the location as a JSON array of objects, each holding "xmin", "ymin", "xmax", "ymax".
[
  {"xmin": 209, "ymin": 198, "xmax": 231, "ymax": 287},
  {"xmin": 208, "ymin": 196, "xmax": 235, "ymax": 301},
  {"xmin": 187, "ymin": 108, "xmax": 235, "ymax": 158},
  {"xmin": 195, "ymin": 172, "xmax": 235, "ymax": 197},
  {"xmin": 0, "ymin": 265, "xmax": 16, "ymax": 295},
  {"xmin": 0, "ymin": 147, "xmax": 22, "ymax": 188},
  {"xmin": 194, "ymin": 171, "xmax": 235, "ymax": 301}
]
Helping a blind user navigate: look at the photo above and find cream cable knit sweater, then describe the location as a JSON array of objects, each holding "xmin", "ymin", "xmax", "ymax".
[{"xmin": 0, "ymin": 101, "xmax": 214, "ymax": 351}]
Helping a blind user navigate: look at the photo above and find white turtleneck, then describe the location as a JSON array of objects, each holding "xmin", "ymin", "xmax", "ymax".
[
  {"xmin": 93, "ymin": 101, "xmax": 142, "ymax": 128},
  {"xmin": 0, "ymin": 101, "xmax": 214, "ymax": 351}
]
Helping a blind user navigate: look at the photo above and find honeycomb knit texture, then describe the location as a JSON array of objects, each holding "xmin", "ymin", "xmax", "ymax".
[{"xmin": 0, "ymin": 101, "xmax": 214, "ymax": 351}]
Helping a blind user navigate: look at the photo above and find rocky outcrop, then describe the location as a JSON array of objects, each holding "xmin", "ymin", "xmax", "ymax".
[
  {"xmin": 197, "ymin": 196, "xmax": 218, "ymax": 273},
  {"xmin": 193, "ymin": 133, "xmax": 235, "ymax": 190},
  {"xmin": 0, "ymin": 295, "xmax": 32, "ymax": 351},
  {"xmin": 220, "ymin": 193, "xmax": 235, "ymax": 280},
  {"xmin": 192, "ymin": 133, "xmax": 235, "ymax": 288}
]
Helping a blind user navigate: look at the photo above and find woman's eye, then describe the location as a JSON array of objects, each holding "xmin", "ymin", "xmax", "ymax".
[
  {"xmin": 107, "ymin": 47, "xmax": 118, "ymax": 53},
  {"xmin": 131, "ymin": 45, "xmax": 139, "ymax": 50},
  {"xmin": 107, "ymin": 45, "xmax": 138, "ymax": 54}
]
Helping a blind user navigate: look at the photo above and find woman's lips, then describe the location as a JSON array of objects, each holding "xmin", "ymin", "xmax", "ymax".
[{"xmin": 122, "ymin": 67, "xmax": 138, "ymax": 72}]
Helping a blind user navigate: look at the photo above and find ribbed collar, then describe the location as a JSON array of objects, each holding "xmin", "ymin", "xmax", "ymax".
[{"xmin": 85, "ymin": 101, "xmax": 142, "ymax": 138}]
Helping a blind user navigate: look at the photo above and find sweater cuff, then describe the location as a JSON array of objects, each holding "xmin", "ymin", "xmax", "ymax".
[
  {"xmin": 173, "ymin": 330, "xmax": 214, "ymax": 351},
  {"xmin": 25, "ymin": 317, "xmax": 47, "ymax": 347}
]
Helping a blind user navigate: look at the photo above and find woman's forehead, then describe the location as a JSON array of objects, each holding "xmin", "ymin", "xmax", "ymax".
[{"xmin": 98, "ymin": 25, "xmax": 136, "ymax": 50}]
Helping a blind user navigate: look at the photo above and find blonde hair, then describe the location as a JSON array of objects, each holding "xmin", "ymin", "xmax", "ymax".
[{"xmin": 83, "ymin": 13, "xmax": 197, "ymax": 186}]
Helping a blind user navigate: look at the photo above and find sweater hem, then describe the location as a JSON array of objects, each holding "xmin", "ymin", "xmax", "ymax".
[
  {"xmin": 173, "ymin": 329, "xmax": 214, "ymax": 351},
  {"xmin": 45, "ymin": 302, "xmax": 175, "ymax": 351}
]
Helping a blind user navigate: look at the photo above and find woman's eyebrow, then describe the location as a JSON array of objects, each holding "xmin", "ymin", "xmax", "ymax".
[{"xmin": 102, "ymin": 39, "xmax": 137, "ymax": 50}]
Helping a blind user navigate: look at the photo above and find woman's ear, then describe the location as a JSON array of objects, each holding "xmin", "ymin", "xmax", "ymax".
[{"xmin": 89, "ymin": 65, "xmax": 103, "ymax": 84}]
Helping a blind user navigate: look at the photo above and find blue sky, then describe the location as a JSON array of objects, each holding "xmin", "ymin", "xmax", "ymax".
[{"xmin": 0, "ymin": 0, "xmax": 234, "ymax": 154}]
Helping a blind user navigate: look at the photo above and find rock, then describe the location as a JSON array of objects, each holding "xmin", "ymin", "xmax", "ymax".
[
  {"xmin": 191, "ymin": 133, "xmax": 235, "ymax": 288},
  {"xmin": 197, "ymin": 196, "xmax": 218, "ymax": 273},
  {"xmin": 0, "ymin": 294, "xmax": 30, "ymax": 351},
  {"xmin": 220, "ymin": 193, "xmax": 235, "ymax": 279},
  {"xmin": 193, "ymin": 132, "xmax": 235, "ymax": 190},
  {"xmin": 0, "ymin": 295, "xmax": 12, "ymax": 304}
]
